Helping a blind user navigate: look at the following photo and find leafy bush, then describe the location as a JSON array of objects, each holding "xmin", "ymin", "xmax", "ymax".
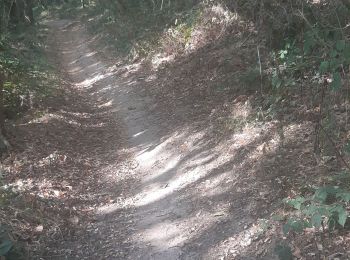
[{"xmin": 283, "ymin": 172, "xmax": 350, "ymax": 234}]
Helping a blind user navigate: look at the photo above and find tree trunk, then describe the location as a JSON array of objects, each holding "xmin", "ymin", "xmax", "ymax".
[
  {"xmin": 0, "ymin": 71, "xmax": 8, "ymax": 155},
  {"xmin": 16, "ymin": 0, "xmax": 26, "ymax": 23},
  {"xmin": 0, "ymin": 71, "xmax": 4, "ymax": 132}
]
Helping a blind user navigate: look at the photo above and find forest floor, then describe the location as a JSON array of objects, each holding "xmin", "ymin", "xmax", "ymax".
[
  {"xmin": 46, "ymin": 19, "xmax": 282, "ymax": 259},
  {"xmin": 2, "ymin": 18, "xmax": 349, "ymax": 259}
]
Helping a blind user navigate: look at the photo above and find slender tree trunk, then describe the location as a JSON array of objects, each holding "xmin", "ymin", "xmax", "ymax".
[
  {"xmin": 0, "ymin": 72, "xmax": 4, "ymax": 132},
  {"xmin": 16, "ymin": 0, "xmax": 26, "ymax": 23},
  {"xmin": 0, "ymin": 71, "xmax": 8, "ymax": 155},
  {"xmin": 25, "ymin": 0, "xmax": 35, "ymax": 24}
]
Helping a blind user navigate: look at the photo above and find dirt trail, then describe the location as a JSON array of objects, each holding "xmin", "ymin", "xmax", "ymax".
[
  {"xmin": 50, "ymin": 19, "xmax": 191, "ymax": 259},
  {"xmin": 48, "ymin": 19, "xmax": 284, "ymax": 259}
]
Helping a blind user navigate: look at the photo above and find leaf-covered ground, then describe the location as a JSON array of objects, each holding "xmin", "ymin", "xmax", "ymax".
[{"xmin": 1, "ymin": 14, "xmax": 349, "ymax": 260}]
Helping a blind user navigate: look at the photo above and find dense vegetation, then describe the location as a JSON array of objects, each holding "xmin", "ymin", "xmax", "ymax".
[{"xmin": 0, "ymin": 0, "xmax": 350, "ymax": 258}]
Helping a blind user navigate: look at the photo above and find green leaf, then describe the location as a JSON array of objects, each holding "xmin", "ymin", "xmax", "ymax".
[
  {"xmin": 279, "ymin": 50, "xmax": 288, "ymax": 59},
  {"xmin": 283, "ymin": 219, "xmax": 306, "ymax": 235},
  {"xmin": 330, "ymin": 72, "xmax": 342, "ymax": 91},
  {"xmin": 335, "ymin": 206, "xmax": 348, "ymax": 227},
  {"xmin": 302, "ymin": 204, "xmax": 318, "ymax": 216},
  {"xmin": 336, "ymin": 192, "xmax": 350, "ymax": 203},
  {"xmin": 272, "ymin": 74, "xmax": 282, "ymax": 89},
  {"xmin": 319, "ymin": 61, "xmax": 329, "ymax": 74},
  {"xmin": 314, "ymin": 188, "xmax": 328, "ymax": 203},
  {"xmin": 0, "ymin": 239, "xmax": 13, "ymax": 256},
  {"xmin": 328, "ymin": 215, "xmax": 337, "ymax": 230},
  {"xmin": 330, "ymin": 58, "xmax": 341, "ymax": 72},
  {"xmin": 284, "ymin": 196, "xmax": 305, "ymax": 210},
  {"xmin": 311, "ymin": 213, "xmax": 322, "ymax": 228},
  {"xmin": 344, "ymin": 140, "xmax": 350, "ymax": 154},
  {"xmin": 344, "ymin": 44, "xmax": 350, "ymax": 61},
  {"xmin": 275, "ymin": 244, "xmax": 293, "ymax": 260},
  {"xmin": 338, "ymin": 211, "xmax": 348, "ymax": 227},
  {"xmin": 336, "ymin": 40, "xmax": 346, "ymax": 51},
  {"xmin": 330, "ymin": 50, "xmax": 338, "ymax": 58},
  {"xmin": 304, "ymin": 31, "xmax": 316, "ymax": 54}
]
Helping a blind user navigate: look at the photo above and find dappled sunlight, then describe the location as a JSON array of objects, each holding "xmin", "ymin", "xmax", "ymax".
[
  {"xmin": 67, "ymin": 61, "xmax": 103, "ymax": 74},
  {"xmin": 92, "ymin": 116, "xmax": 286, "ymax": 257},
  {"xmin": 26, "ymin": 113, "xmax": 81, "ymax": 126},
  {"xmin": 2, "ymin": 0, "xmax": 348, "ymax": 257},
  {"xmin": 75, "ymin": 72, "xmax": 105, "ymax": 87},
  {"xmin": 5, "ymin": 14, "xmax": 331, "ymax": 259},
  {"xmin": 112, "ymin": 117, "xmax": 294, "ymax": 258},
  {"xmin": 53, "ymin": 18, "xmax": 293, "ymax": 258},
  {"xmin": 98, "ymin": 100, "xmax": 113, "ymax": 108}
]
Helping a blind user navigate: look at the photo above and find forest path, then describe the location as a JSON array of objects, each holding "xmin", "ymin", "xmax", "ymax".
[
  {"xmin": 48, "ymin": 19, "xmax": 280, "ymax": 260},
  {"xmin": 50, "ymin": 19, "xmax": 192, "ymax": 259}
]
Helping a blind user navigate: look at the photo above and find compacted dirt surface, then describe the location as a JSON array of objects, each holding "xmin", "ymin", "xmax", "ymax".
[{"xmin": 29, "ymin": 19, "xmax": 324, "ymax": 259}]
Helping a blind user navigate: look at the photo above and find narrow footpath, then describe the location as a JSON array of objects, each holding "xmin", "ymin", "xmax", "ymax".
[{"xmin": 49, "ymin": 19, "xmax": 282, "ymax": 260}]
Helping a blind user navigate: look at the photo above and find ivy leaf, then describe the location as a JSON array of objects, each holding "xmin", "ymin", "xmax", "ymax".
[{"xmin": 330, "ymin": 72, "xmax": 342, "ymax": 91}]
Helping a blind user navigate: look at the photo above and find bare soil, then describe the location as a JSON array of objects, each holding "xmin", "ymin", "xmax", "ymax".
[{"xmin": 2, "ymin": 19, "xmax": 349, "ymax": 260}]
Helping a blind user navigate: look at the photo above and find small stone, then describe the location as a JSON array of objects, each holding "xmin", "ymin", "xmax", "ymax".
[
  {"xmin": 316, "ymin": 243, "xmax": 323, "ymax": 251},
  {"xmin": 34, "ymin": 225, "xmax": 44, "ymax": 233},
  {"xmin": 69, "ymin": 216, "xmax": 79, "ymax": 225}
]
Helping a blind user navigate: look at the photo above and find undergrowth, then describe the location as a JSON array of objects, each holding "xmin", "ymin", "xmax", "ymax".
[
  {"xmin": 0, "ymin": 15, "xmax": 60, "ymax": 260},
  {"xmin": 0, "ymin": 25, "xmax": 59, "ymax": 121}
]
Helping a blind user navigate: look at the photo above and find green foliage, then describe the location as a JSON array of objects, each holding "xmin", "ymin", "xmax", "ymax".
[
  {"xmin": 282, "ymin": 180, "xmax": 350, "ymax": 235},
  {"xmin": 0, "ymin": 240, "xmax": 12, "ymax": 256},
  {"xmin": 263, "ymin": 1, "xmax": 350, "ymax": 96},
  {"xmin": 0, "ymin": 224, "xmax": 26, "ymax": 260},
  {"xmin": 274, "ymin": 244, "xmax": 293, "ymax": 260},
  {"xmin": 0, "ymin": 25, "xmax": 57, "ymax": 119},
  {"xmin": 68, "ymin": 0, "xmax": 203, "ymax": 58},
  {"xmin": 345, "ymin": 140, "xmax": 350, "ymax": 155},
  {"xmin": 0, "ymin": 225, "xmax": 13, "ymax": 256}
]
